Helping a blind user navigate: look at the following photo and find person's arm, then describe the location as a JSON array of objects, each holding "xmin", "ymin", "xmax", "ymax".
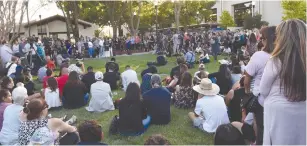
[
  {"xmin": 244, "ymin": 55, "xmax": 257, "ymax": 93},
  {"xmin": 49, "ymin": 118, "xmax": 77, "ymax": 133},
  {"xmin": 194, "ymin": 100, "xmax": 202, "ymax": 117},
  {"xmin": 225, "ymin": 89, "xmax": 234, "ymax": 106},
  {"xmin": 260, "ymin": 59, "xmax": 278, "ymax": 99}
]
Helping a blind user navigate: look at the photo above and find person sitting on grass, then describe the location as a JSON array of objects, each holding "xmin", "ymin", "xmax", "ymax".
[
  {"xmin": 144, "ymin": 134, "xmax": 171, "ymax": 145},
  {"xmin": 86, "ymin": 72, "xmax": 114, "ymax": 113},
  {"xmin": 77, "ymin": 120, "xmax": 107, "ymax": 145},
  {"xmin": 140, "ymin": 65, "xmax": 157, "ymax": 94},
  {"xmin": 121, "ymin": 65, "xmax": 140, "ymax": 91},
  {"xmin": 81, "ymin": 66, "xmax": 96, "ymax": 93},
  {"xmin": 118, "ymin": 83, "xmax": 150, "ymax": 136},
  {"xmin": 214, "ymin": 122, "xmax": 255, "ymax": 145},
  {"xmin": 105, "ymin": 57, "xmax": 119, "ymax": 73},
  {"xmin": 37, "ymin": 62, "xmax": 47, "ymax": 83},
  {"xmin": 170, "ymin": 56, "xmax": 185, "ymax": 81},
  {"xmin": 199, "ymin": 50, "xmax": 210, "ymax": 64},
  {"xmin": 63, "ymin": 71, "xmax": 88, "ymax": 109},
  {"xmin": 0, "ymin": 84, "xmax": 27, "ymax": 145},
  {"xmin": 173, "ymin": 72, "xmax": 195, "ymax": 109},
  {"xmin": 46, "ymin": 56, "xmax": 55, "ymax": 71},
  {"xmin": 208, "ymin": 64, "xmax": 232, "ymax": 95},
  {"xmin": 184, "ymin": 48, "xmax": 196, "ymax": 68},
  {"xmin": 141, "ymin": 63, "xmax": 157, "ymax": 77},
  {"xmin": 18, "ymin": 98, "xmax": 78, "ymax": 145},
  {"xmin": 231, "ymin": 65, "xmax": 242, "ymax": 86},
  {"xmin": 44, "ymin": 77, "xmax": 61, "ymax": 110},
  {"xmin": 188, "ymin": 78, "xmax": 229, "ymax": 133},
  {"xmin": 193, "ymin": 64, "xmax": 209, "ymax": 84},
  {"xmin": 103, "ymin": 63, "xmax": 121, "ymax": 90},
  {"xmin": 68, "ymin": 61, "xmax": 85, "ymax": 75},
  {"xmin": 143, "ymin": 74, "xmax": 171, "ymax": 125},
  {"xmin": 42, "ymin": 68, "xmax": 53, "ymax": 89},
  {"xmin": 1, "ymin": 76, "xmax": 14, "ymax": 93},
  {"xmin": 57, "ymin": 68, "xmax": 69, "ymax": 97}
]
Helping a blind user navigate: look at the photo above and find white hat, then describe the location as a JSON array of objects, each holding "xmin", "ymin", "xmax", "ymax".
[
  {"xmin": 95, "ymin": 71, "xmax": 104, "ymax": 80},
  {"xmin": 193, "ymin": 78, "xmax": 220, "ymax": 96}
]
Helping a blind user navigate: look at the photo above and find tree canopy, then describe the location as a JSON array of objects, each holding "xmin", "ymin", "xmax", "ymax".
[
  {"xmin": 281, "ymin": 0, "xmax": 306, "ymax": 21},
  {"xmin": 219, "ymin": 11, "xmax": 236, "ymax": 28}
]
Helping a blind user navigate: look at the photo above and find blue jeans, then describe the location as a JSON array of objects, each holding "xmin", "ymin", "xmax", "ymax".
[
  {"xmin": 99, "ymin": 46, "xmax": 104, "ymax": 58},
  {"xmin": 120, "ymin": 115, "xmax": 151, "ymax": 136},
  {"xmin": 88, "ymin": 47, "xmax": 94, "ymax": 57}
]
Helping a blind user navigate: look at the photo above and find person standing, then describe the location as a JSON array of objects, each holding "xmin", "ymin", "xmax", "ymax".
[
  {"xmin": 210, "ymin": 33, "xmax": 220, "ymax": 61},
  {"xmin": 260, "ymin": 19, "xmax": 306, "ymax": 145},
  {"xmin": 0, "ymin": 40, "xmax": 13, "ymax": 67}
]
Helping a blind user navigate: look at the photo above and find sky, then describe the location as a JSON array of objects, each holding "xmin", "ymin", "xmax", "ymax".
[{"xmin": 20, "ymin": 0, "xmax": 62, "ymax": 22}]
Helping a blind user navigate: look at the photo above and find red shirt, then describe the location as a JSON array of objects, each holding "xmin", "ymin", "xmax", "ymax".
[
  {"xmin": 57, "ymin": 74, "xmax": 69, "ymax": 97},
  {"xmin": 42, "ymin": 76, "xmax": 51, "ymax": 88},
  {"xmin": 47, "ymin": 60, "xmax": 56, "ymax": 71}
]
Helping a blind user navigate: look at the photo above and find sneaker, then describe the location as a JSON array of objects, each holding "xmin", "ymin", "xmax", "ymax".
[{"xmin": 66, "ymin": 115, "xmax": 77, "ymax": 125}]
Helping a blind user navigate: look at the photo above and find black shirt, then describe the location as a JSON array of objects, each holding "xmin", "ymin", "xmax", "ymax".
[
  {"xmin": 118, "ymin": 99, "xmax": 146, "ymax": 134},
  {"xmin": 105, "ymin": 61, "xmax": 119, "ymax": 73},
  {"xmin": 141, "ymin": 68, "xmax": 151, "ymax": 77},
  {"xmin": 63, "ymin": 81, "xmax": 87, "ymax": 109},
  {"xmin": 208, "ymin": 72, "xmax": 232, "ymax": 95},
  {"xmin": 170, "ymin": 66, "xmax": 180, "ymax": 79},
  {"xmin": 81, "ymin": 72, "xmax": 96, "ymax": 93},
  {"xmin": 229, "ymin": 88, "xmax": 246, "ymax": 122},
  {"xmin": 24, "ymin": 81, "xmax": 35, "ymax": 96},
  {"xmin": 143, "ymin": 87, "xmax": 171, "ymax": 125},
  {"xmin": 103, "ymin": 72, "xmax": 120, "ymax": 90}
]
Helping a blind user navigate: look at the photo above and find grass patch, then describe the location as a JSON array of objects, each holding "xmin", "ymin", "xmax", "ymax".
[{"xmin": 46, "ymin": 54, "xmax": 221, "ymax": 145}]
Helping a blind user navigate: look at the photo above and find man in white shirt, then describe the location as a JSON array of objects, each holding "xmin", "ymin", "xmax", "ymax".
[
  {"xmin": 68, "ymin": 61, "xmax": 85, "ymax": 75},
  {"xmin": 6, "ymin": 56, "xmax": 19, "ymax": 77},
  {"xmin": 0, "ymin": 42, "xmax": 13, "ymax": 67},
  {"xmin": 121, "ymin": 65, "xmax": 140, "ymax": 91},
  {"xmin": 188, "ymin": 78, "xmax": 230, "ymax": 133},
  {"xmin": 98, "ymin": 38, "xmax": 104, "ymax": 58}
]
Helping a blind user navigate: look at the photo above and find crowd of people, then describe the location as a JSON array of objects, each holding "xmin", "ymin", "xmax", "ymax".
[{"xmin": 0, "ymin": 19, "xmax": 305, "ymax": 145}]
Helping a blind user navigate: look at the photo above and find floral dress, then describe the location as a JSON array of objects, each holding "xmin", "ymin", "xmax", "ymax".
[
  {"xmin": 173, "ymin": 86, "xmax": 195, "ymax": 109},
  {"xmin": 18, "ymin": 119, "xmax": 48, "ymax": 145}
]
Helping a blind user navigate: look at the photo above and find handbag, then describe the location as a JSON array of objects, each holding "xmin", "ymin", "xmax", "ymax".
[
  {"xmin": 241, "ymin": 93, "xmax": 259, "ymax": 113},
  {"xmin": 109, "ymin": 115, "xmax": 119, "ymax": 135}
]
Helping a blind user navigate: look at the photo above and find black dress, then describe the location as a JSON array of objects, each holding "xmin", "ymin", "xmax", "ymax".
[
  {"xmin": 103, "ymin": 72, "xmax": 120, "ymax": 90},
  {"xmin": 228, "ymin": 88, "xmax": 246, "ymax": 122},
  {"xmin": 208, "ymin": 72, "xmax": 232, "ymax": 95}
]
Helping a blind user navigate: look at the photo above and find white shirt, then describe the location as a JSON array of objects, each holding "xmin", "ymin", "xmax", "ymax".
[
  {"xmin": 86, "ymin": 81, "xmax": 115, "ymax": 112},
  {"xmin": 0, "ymin": 104, "xmax": 23, "ymax": 145},
  {"xmin": 12, "ymin": 44, "xmax": 19, "ymax": 54},
  {"xmin": 88, "ymin": 42, "xmax": 93, "ymax": 48},
  {"xmin": 23, "ymin": 43, "xmax": 37, "ymax": 55},
  {"xmin": 0, "ymin": 45, "xmax": 13, "ymax": 65},
  {"xmin": 194, "ymin": 95, "xmax": 230, "ymax": 133},
  {"xmin": 99, "ymin": 39, "xmax": 104, "ymax": 47},
  {"xmin": 6, "ymin": 62, "xmax": 17, "ymax": 76},
  {"xmin": 68, "ymin": 64, "xmax": 83, "ymax": 74},
  {"xmin": 121, "ymin": 69, "xmax": 140, "ymax": 91}
]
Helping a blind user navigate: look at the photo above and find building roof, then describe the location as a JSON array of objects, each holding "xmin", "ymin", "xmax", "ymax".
[{"xmin": 24, "ymin": 15, "xmax": 92, "ymax": 28}]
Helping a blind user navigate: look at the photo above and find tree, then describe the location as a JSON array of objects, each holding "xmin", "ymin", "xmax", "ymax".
[
  {"xmin": 219, "ymin": 11, "xmax": 236, "ymax": 28},
  {"xmin": 243, "ymin": 14, "xmax": 269, "ymax": 29},
  {"xmin": 281, "ymin": 0, "xmax": 306, "ymax": 21}
]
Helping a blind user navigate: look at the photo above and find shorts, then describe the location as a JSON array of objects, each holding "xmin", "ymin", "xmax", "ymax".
[{"xmin": 193, "ymin": 117, "xmax": 205, "ymax": 131}]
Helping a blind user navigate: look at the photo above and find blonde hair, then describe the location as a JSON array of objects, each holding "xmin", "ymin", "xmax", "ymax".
[{"xmin": 271, "ymin": 19, "xmax": 306, "ymax": 101}]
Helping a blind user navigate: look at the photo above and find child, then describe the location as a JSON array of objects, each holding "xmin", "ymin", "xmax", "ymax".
[
  {"xmin": 44, "ymin": 77, "xmax": 61, "ymax": 109},
  {"xmin": 46, "ymin": 56, "xmax": 56, "ymax": 71},
  {"xmin": 42, "ymin": 68, "xmax": 53, "ymax": 89}
]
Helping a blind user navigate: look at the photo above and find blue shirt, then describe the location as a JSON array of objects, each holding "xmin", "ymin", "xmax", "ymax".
[
  {"xmin": 140, "ymin": 74, "xmax": 152, "ymax": 94},
  {"xmin": 143, "ymin": 87, "xmax": 171, "ymax": 125},
  {"xmin": 184, "ymin": 51, "xmax": 196, "ymax": 63}
]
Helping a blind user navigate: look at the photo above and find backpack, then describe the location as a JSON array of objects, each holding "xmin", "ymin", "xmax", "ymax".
[
  {"xmin": 109, "ymin": 115, "xmax": 119, "ymax": 135},
  {"xmin": 0, "ymin": 63, "xmax": 13, "ymax": 77}
]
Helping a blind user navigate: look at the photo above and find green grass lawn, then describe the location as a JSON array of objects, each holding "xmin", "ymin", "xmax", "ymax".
[{"xmin": 46, "ymin": 54, "xmax": 221, "ymax": 145}]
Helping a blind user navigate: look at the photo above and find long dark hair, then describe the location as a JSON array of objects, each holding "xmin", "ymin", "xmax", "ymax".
[
  {"xmin": 67, "ymin": 71, "xmax": 80, "ymax": 84},
  {"xmin": 180, "ymin": 72, "xmax": 192, "ymax": 87},
  {"xmin": 260, "ymin": 26, "xmax": 276, "ymax": 53},
  {"xmin": 47, "ymin": 77, "xmax": 58, "ymax": 92},
  {"xmin": 124, "ymin": 82, "xmax": 141, "ymax": 102},
  {"xmin": 272, "ymin": 19, "xmax": 306, "ymax": 101},
  {"xmin": 249, "ymin": 33, "xmax": 257, "ymax": 44},
  {"xmin": 1, "ymin": 76, "xmax": 13, "ymax": 90},
  {"xmin": 219, "ymin": 64, "xmax": 231, "ymax": 80}
]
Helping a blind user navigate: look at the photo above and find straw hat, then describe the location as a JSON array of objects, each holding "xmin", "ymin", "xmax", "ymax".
[{"xmin": 193, "ymin": 78, "xmax": 220, "ymax": 96}]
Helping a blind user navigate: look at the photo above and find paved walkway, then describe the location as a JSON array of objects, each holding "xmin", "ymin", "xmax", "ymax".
[{"xmin": 83, "ymin": 51, "xmax": 154, "ymax": 60}]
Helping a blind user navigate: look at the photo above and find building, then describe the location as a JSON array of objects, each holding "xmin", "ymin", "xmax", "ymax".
[
  {"xmin": 14, "ymin": 15, "xmax": 99, "ymax": 40},
  {"xmin": 212, "ymin": 0, "xmax": 283, "ymax": 27}
]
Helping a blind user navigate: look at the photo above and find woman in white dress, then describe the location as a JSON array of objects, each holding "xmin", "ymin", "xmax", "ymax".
[
  {"xmin": 44, "ymin": 77, "xmax": 61, "ymax": 109},
  {"xmin": 86, "ymin": 72, "xmax": 115, "ymax": 112}
]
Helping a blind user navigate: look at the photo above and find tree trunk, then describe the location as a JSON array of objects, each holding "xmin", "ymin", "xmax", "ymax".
[
  {"xmin": 174, "ymin": 2, "xmax": 181, "ymax": 33},
  {"xmin": 26, "ymin": 0, "xmax": 30, "ymax": 37},
  {"xmin": 72, "ymin": 1, "xmax": 79, "ymax": 42},
  {"xmin": 57, "ymin": 2, "xmax": 71, "ymax": 40},
  {"xmin": 9, "ymin": 1, "xmax": 19, "ymax": 44},
  {"xmin": 134, "ymin": 1, "xmax": 142, "ymax": 36}
]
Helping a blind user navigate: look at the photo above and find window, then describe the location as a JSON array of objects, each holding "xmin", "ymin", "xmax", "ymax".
[
  {"xmin": 233, "ymin": 1, "xmax": 254, "ymax": 27},
  {"xmin": 37, "ymin": 25, "xmax": 47, "ymax": 33}
]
